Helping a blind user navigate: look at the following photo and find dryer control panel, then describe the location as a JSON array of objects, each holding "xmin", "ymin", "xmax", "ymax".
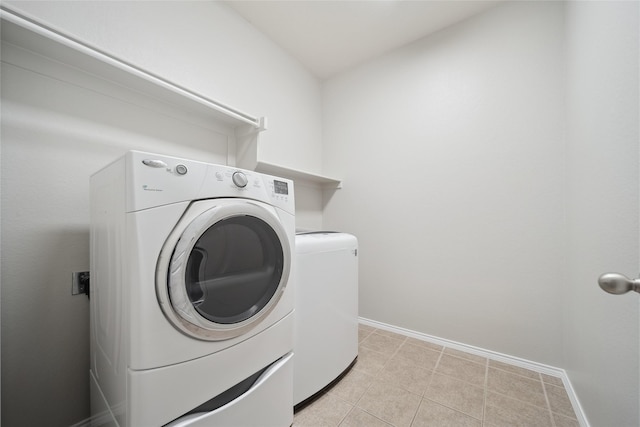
[
  {"xmin": 273, "ymin": 180, "xmax": 289, "ymax": 195},
  {"xmin": 119, "ymin": 151, "xmax": 294, "ymax": 214},
  {"xmin": 204, "ymin": 164, "xmax": 295, "ymax": 215},
  {"xmin": 125, "ymin": 151, "xmax": 208, "ymax": 212}
]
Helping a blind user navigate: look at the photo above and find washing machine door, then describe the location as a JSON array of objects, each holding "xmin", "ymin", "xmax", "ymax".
[{"xmin": 157, "ymin": 199, "xmax": 291, "ymax": 341}]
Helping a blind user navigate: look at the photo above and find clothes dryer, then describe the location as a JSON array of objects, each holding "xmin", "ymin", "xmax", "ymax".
[{"xmin": 90, "ymin": 151, "xmax": 295, "ymax": 426}]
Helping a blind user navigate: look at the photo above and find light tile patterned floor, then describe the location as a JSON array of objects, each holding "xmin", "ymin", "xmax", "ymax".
[{"xmin": 293, "ymin": 324, "xmax": 579, "ymax": 427}]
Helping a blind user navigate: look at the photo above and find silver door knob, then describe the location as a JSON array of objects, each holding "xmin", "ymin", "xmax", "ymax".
[{"xmin": 598, "ymin": 273, "xmax": 640, "ymax": 295}]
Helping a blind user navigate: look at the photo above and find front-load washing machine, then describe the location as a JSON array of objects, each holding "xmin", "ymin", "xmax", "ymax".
[{"xmin": 89, "ymin": 151, "xmax": 295, "ymax": 426}]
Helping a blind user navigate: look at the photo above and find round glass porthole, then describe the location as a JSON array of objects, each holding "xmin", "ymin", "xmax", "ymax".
[
  {"xmin": 158, "ymin": 201, "xmax": 291, "ymax": 341},
  {"xmin": 184, "ymin": 215, "xmax": 284, "ymax": 324}
]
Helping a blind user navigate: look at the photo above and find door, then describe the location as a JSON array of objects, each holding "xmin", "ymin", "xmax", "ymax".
[
  {"xmin": 157, "ymin": 199, "xmax": 291, "ymax": 341},
  {"xmin": 565, "ymin": 1, "xmax": 639, "ymax": 425}
]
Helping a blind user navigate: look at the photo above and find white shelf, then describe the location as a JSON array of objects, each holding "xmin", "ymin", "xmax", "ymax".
[
  {"xmin": 0, "ymin": 7, "xmax": 264, "ymax": 130},
  {"xmin": 255, "ymin": 161, "xmax": 342, "ymax": 189}
]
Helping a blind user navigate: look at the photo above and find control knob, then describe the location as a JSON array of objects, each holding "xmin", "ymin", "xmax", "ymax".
[{"xmin": 232, "ymin": 171, "xmax": 248, "ymax": 188}]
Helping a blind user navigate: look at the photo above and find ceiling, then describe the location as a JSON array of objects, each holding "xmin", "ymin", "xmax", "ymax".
[{"xmin": 224, "ymin": 0, "xmax": 502, "ymax": 79}]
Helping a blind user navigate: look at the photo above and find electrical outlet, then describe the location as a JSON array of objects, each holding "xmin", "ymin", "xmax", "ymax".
[{"xmin": 72, "ymin": 271, "xmax": 90, "ymax": 297}]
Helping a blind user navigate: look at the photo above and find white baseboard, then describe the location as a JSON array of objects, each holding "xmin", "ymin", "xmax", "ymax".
[{"xmin": 358, "ymin": 317, "xmax": 590, "ymax": 427}]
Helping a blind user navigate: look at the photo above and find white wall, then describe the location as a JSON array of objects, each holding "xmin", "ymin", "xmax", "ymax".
[
  {"xmin": 323, "ymin": 1, "xmax": 566, "ymax": 366},
  {"xmin": 564, "ymin": 2, "xmax": 639, "ymax": 425},
  {"xmin": 1, "ymin": 1, "xmax": 323, "ymax": 425}
]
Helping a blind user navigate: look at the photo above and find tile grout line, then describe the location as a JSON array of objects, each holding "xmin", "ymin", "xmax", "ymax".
[
  {"xmin": 350, "ymin": 359, "xmax": 378, "ymax": 413},
  {"xmin": 428, "ymin": 346, "xmax": 446, "ymax": 389},
  {"xmin": 336, "ymin": 405, "xmax": 355, "ymax": 427},
  {"xmin": 356, "ymin": 406, "xmax": 395, "ymax": 427},
  {"xmin": 489, "ymin": 359, "xmax": 550, "ymax": 382},
  {"xmin": 385, "ymin": 334, "xmax": 425, "ymax": 427},
  {"xmin": 326, "ymin": 381, "xmax": 383, "ymax": 427},
  {"xmin": 541, "ymin": 374, "xmax": 557, "ymax": 427},
  {"xmin": 482, "ymin": 357, "xmax": 489, "ymax": 427},
  {"xmin": 485, "ymin": 363, "xmax": 568, "ymax": 417},
  {"xmin": 433, "ymin": 345, "xmax": 446, "ymax": 370},
  {"xmin": 325, "ymin": 327, "xmax": 383, "ymax": 426},
  {"xmin": 355, "ymin": 331, "xmax": 409, "ymax": 427},
  {"xmin": 420, "ymin": 347, "xmax": 488, "ymax": 425},
  {"xmin": 409, "ymin": 346, "xmax": 446, "ymax": 427}
]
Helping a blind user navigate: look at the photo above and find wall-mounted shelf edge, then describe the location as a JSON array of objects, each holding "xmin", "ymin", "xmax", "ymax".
[
  {"xmin": 255, "ymin": 161, "xmax": 342, "ymax": 189},
  {"xmin": 0, "ymin": 6, "xmax": 265, "ymax": 130}
]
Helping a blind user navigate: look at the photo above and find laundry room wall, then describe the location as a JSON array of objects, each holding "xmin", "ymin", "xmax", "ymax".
[
  {"xmin": 322, "ymin": 1, "xmax": 566, "ymax": 366},
  {"xmin": 1, "ymin": 2, "xmax": 323, "ymax": 425}
]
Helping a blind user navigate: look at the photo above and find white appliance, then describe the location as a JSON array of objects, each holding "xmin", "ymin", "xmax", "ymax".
[
  {"xmin": 89, "ymin": 151, "xmax": 295, "ymax": 426},
  {"xmin": 293, "ymin": 232, "xmax": 358, "ymax": 406}
]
